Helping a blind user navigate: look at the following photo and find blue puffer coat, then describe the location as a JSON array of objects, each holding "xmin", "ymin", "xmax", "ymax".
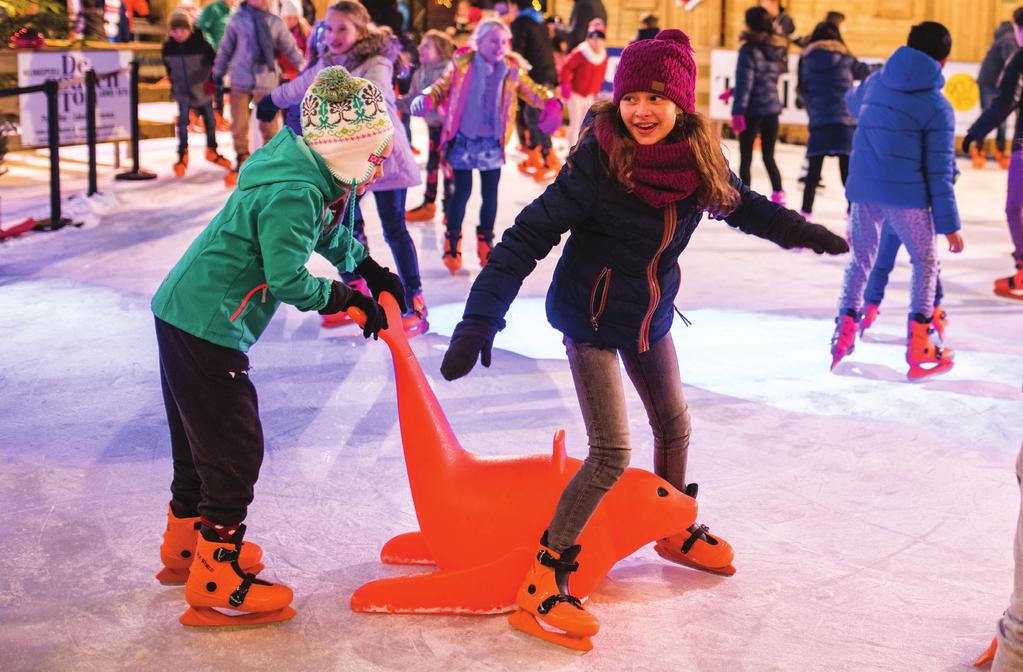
[
  {"xmin": 844, "ymin": 46, "xmax": 960, "ymax": 234},
  {"xmin": 731, "ymin": 31, "xmax": 789, "ymax": 118},
  {"xmin": 799, "ymin": 40, "xmax": 873, "ymax": 129},
  {"xmin": 462, "ymin": 129, "xmax": 791, "ymax": 353}
]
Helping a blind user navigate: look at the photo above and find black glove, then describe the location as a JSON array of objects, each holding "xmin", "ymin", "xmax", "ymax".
[
  {"xmin": 800, "ymin": 223, "xmax": 849, "ymax": 255},
  {"xmin": 440, "ymin": 316, "xmax": 502, "ymax": 381},
  {"xmin": 764, "ymin": 209, "xmax": 849, "ymax": 254},
  {"xmin": 255, "ymin": 95, "xmax": 279, "ymax": 122},
  {"xmin": 319, "ymin": 280, "xmax": 388, "ymax": 339},
  {"xmin": 961, "ymin": 133, "xmax": 978, "ymax": 155},
  {"xmin": 355, "ymin": 256, "xmax": 409, "ymax": 313}
]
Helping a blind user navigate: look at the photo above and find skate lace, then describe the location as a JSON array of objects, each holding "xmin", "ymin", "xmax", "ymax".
[{"xmin": 537, "ymin": 593, "xmax": 584, "ymax": 614}]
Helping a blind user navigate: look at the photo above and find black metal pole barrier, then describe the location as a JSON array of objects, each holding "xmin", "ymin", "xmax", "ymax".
[
  {"xmin": 86, "ymin": 69, "xmax": 98, "ymax": 196},
  {"xmin": 35, "ymin": 78, "xmax": 72, "ymax": 231},
  {"xmin": 115, "ymin": 61, "xmax": 155, "ymax": 181}
]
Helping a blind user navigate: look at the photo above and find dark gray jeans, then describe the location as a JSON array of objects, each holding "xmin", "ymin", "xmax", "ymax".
[{"xmin": 546, "ymin": 333, "xmax": 692, "ymax": 552}]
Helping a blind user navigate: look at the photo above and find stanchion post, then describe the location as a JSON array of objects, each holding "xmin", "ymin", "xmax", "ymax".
[
  {"xmin": 35, "ymin": 78, "xmax": 71, "ymax": 230},
  {"xmin": 86, "ymin": 69, "xmax": 98, "ymax": 196},
  {"xmin": 115, "ymin": 60, "xmax": 156, "ymax": 181}
]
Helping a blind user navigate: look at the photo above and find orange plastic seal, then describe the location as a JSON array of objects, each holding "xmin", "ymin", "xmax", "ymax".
[{"xmin": 346, "ymin": 295, "xmax": 698, "ymax": 614}]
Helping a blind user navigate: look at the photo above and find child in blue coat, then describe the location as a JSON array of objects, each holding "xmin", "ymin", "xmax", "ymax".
[{"xmin": 830, "ymin": 22, "xmax": 964, "ymax": 379}]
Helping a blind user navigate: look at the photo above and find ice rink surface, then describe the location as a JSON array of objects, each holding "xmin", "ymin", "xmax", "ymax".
[{"xmin": 1, "ymin": 123, "xmax": 1021, "ymax": 671}]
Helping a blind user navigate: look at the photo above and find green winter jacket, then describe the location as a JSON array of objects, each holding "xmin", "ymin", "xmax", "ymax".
[
  {"xmin": 196, "ymin": 0, "xmax": 232, "ymax": 50},
  {"xmin": 151, "ymin": 127, "xmax": 366, "ymax": 352}
]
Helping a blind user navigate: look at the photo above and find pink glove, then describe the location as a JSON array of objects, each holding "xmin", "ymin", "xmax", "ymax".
[
  {"xmin": 537, "ymin": 98, "xmax": 564, "ymax": 135},
  {"xmin": 731, "ymin": 114, "xmax": 746, "ymax": 134},
  {"xmin": 718, "ymin": 88, "xmax": 733, "ymax": 103},
  {"xmin": 560, "ymin": 83, "xmax": 572, "ymax": 100},
  {"xmin": 409, "ymin": 94, "xmax": 431, "ymax": 117}
]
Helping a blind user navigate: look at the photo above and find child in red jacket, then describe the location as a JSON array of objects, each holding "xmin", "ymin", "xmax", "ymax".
[{"xmin": 559, "ymin": 19, "xmax": 608, "ymax": 145}]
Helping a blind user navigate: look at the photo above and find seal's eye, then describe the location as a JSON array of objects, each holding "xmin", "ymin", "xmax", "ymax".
[{"xmin": 657, "ymin": 487, "xmax": 668, "ymax": 497}]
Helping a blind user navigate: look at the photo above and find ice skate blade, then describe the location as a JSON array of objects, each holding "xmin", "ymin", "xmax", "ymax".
[
  {"xmin": 179, "ymin": 605, "xmax": 296, "ymax": 628},
  {"xmin": 974, "ymin": 636, "xmax": 997, "ymax": 666},
  {"xmin": 321, "ymin": 313, "xmax": 355, "ymax": 328},
  {"xmin": 507, "ymin": 610, "xmax": 593, "ymax": 652},
  {"xmin": 654, "ymin": 543, "xmax": 736, "ymax": 577},
  {"xmin": 993, "ymin": 288, "xmax": 1023, "ymax": 301},
  {"xmin": 907, "ymin": 360, "xmax": 953, "ymax": 381}
]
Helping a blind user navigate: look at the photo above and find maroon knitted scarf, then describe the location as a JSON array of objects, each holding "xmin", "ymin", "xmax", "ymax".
[{"xmin": 594, "ymin": 115, "xmax": 702, "ymax": 209}]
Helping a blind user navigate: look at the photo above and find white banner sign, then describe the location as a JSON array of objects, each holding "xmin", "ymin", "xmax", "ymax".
[
  {"xmin": 708, "ymin": 49, "xmax": 1016, "ymax": 136},
  {"xmin": 17, "ymin": 50, "xmax": 132, "ymax": 147}
]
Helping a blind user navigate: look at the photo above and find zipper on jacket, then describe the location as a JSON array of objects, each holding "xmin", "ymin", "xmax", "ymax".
[
  {"xmin": 638, "ymin": 207, "xmax": 677, "ymax": 353},
  {"xmin": 230, "ymin": 283, "xmax": 269, "ymax": 322},
  {"xmin": 588, "ymin": 266, "xmax": 613, "ymax": 332}
]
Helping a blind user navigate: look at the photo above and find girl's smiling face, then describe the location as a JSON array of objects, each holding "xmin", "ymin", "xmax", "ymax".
[
  {"xmin": 476, "ymin": 30, "xmax": 508, "ymax": 63},
  {"xmin": 618, "ymin": 91, "xmax": 678, "ymax": 145},
  {"xmin": 324, "ymin": 10, "xmax": 359, "ymax": 55},
  {"xmin": 418, "ymin": 39, "xmax": 442, "ymax": 65}
]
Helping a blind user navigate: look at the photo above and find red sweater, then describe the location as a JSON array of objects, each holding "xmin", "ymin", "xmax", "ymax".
[{"xmin": 559, "ymin": 42, "xmax": 608, "ymax": 98}]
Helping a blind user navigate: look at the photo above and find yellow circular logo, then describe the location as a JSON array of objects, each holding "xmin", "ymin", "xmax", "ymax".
[{"xmin": 944, "ymin": 73, "xmax": 979, "ymax": 112}]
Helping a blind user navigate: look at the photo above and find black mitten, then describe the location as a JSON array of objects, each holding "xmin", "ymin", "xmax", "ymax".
[
  {"xmin": 355, "ymin": 256, "xmax": 409, "ymax": 313},
  {"xmin": 255, "ymin": 96, "xmax": 279, "ymax": 122},
  {"xmin": 440, "ymin": 316, "xmax": 503, "ymax": 381},
  {"xmin": 319, "ymin": 280, "xmax": 387, "ymax": 339},
  {"xmin": 764, "ymin": 209, "xmax": 849, "ymax": 254}
]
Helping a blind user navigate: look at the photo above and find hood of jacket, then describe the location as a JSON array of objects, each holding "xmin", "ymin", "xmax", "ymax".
[
  {"xmin": 880, "ymin": 45, "xmax": 944, "ymax": 92},
  {"xmin": 802, "ymin": 40, "xmax": 851, "ymax": 77},
  {"xmin": 740, "ymin": 30, "xmax": 789, "ymax": 61},
  {"xmin": 339, "ymin": 27, "xmax": 401, "ymax": 72},
  {"xmin": 994, "ymin": 20, "xmax": 1015, "ymax": 43},
  {"xmin": 237, "ymin": 127, "xmax": 343, "ymax": 203},
  {"xmin": 802, "ymin": 39, "xmax": 849, "ymax": 59}
]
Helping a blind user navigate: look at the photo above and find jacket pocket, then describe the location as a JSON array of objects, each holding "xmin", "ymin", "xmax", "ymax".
[
  {"xmin": 588, "ymin": 266, "xmax": 613, "ymax": 332},
  {"xmin": 230, "ymin": 283, "xmax": 268, "ymax": 322}
]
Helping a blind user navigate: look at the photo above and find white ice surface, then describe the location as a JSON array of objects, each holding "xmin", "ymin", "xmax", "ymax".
[{"xmin": 0, "ymin": 122, "xmax": 1021, "ymax": 672}]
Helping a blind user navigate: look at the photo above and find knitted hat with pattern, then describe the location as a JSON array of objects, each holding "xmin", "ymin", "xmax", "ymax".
[
  {"xmin": 612, "ymin": 28, "xmax": 697, "ymax": 113},
  {"xmin": 301, "ymin": 66, "xmax": 394, "ymax": 186}
]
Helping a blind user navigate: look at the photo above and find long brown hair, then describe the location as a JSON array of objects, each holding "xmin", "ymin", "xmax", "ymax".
[
  {"xmin": 576, "ymin": 100, "xmax": 740, "ymax": 212},
  {"xmin": 328, "ymin": 0, "xmax": 372, "ymax": 36}
]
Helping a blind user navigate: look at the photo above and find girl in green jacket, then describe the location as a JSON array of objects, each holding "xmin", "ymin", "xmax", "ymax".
[{"xmin": 150, "ymin": 66, "xmax": 407, "ymax": 627}]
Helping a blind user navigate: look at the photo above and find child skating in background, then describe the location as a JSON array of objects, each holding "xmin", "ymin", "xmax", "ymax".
[
  {"xmin": 152, "ymin": 67, "xmax": 406, "ymax": 626},
  {"xmin": 399, "ymin": 29, "xmax": 456, "ymax": 223},
  {"xmin": 278, "ymin": 0, "xmax": 311, "ymax": 83},
  {"xmin": 963, "ymin": 7, "xmax": 1023, "ymax": 301},
  {"xmin": 796, "ymin": 20, "xmax": 873, "ymax": 220},
  {"xmin": 830, "ymin": 22, "xmax": 964, "ymax": 380},
  {"xmin": 410, "ymin": 18, "xmax": 559, "ymax": 274},
  {"xmin": 258, "ymin": 0, "xmax": 427, "ymax": 333},
  {"xmin": 162, "ymin": 11, "xmax": 232, "ymax": 177},
  {"xmin": 559, "ymin": 18, "xmax": 607, "ymax": 146},
  {"xmin": 439, "ymin": 30, "xmax": 848, "ymax": 649},
  {"xmin": 213, "ymin": 0, "xmax": 306, "ymax": 185},
  {"xmin": 731, "ymin": 6, "xmax": 789, "ymax": 205}
]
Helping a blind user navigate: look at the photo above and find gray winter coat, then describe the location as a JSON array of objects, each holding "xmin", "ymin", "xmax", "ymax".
[
  {"xmin": 269, "ymin": 30, "xmax": 420, "ymax": 192},
  {"xmin": 978, "ymin": 21, "xmax": 1020, "ymax": 93},
  {"xmin": 163, "ymin": 30, "xmax": 216, "ymax": 107},
  {"xmin": 213, "ymin": 1, "xmax": 305, "ymax": 94}
]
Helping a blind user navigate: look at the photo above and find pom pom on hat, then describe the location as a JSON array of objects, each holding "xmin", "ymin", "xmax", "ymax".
[
  {"xmin": 612, "ymin": 28, "xmax": 697, "ymax": 113},
  {"xmin": 280, "ymin": 0, "xmax": 300, "ymax": 16},
  {"xmin": 301, "ymin": 66, "xmax": 394, "ymax": 186}
]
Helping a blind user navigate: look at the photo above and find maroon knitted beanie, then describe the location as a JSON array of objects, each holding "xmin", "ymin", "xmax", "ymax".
[{"xmin": 612, "ymin": 28, "xmax": 696, "ymax": 113}]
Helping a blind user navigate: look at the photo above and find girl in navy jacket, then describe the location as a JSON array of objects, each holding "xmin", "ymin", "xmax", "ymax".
[
  {"xmin": 797, "ymin": 21, "xmax": 874, "ymax": 218},
  {"xmin": 731, "ymin": 6, "xmax": 789, "ymax": 204},
  {"xmin": 438, "ymin": 29, "xmax": 848, "ymax": 649}
]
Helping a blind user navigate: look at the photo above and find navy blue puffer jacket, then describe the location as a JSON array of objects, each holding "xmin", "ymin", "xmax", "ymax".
[
  {"xmin": 462, "ymin": 130, "xmax": 793, "ymax": 353},
  {"xmin": 731, "ymin": 31, "xmax": 789, "ymax": 118},
  {"xmin": 798, "ymin": 40, "xmax": 873, "ymax": 129},
  {"xmin": 844, "ymin": 46, "xmax": 960, "ymax": 234}
]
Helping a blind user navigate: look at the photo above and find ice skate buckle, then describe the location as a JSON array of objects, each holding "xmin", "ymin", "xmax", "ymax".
[
  {"xmin": 681, "ymin": 524, "xmax": 711, "ymax": 553},
  {"xmin": 213, "ymin": 547, "xmax": 240, "ymax": 563},
  {"xmin": 537, "ymin": 593, "xmax": 584, "ymax": 614},
  {"xmin": 229, "ymin": 573, "xmax": 257, "ymax": 608}
]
